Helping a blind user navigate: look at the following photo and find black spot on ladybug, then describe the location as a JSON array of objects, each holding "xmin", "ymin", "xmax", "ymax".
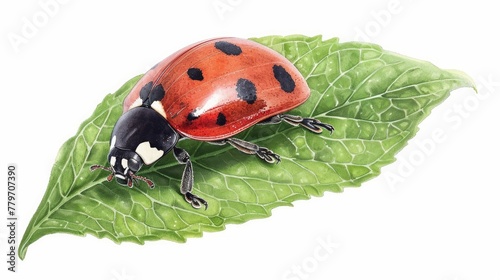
[
  {"xmin": 187, "ymin": 68, "xmax": 204, "ymax": 81},
  {"xmin": 215, "ymin": 41, "xmax": 242, "ymax": 56},
  {"xmin": 273, "ymin": 65, "xmax": 296, "ymax": 93},
  {"xmin": 151, "ymin": 84, "xmax": 165, "ymax": 101},
  {"xmin": 235, "ymin": 78, "xmax": 257, "ymax": 104},
  {"xmin": 139, "ymin": 82, "xmax": 153, "ymax": 102},
  {"xmin": 216, "ymin": 112, "xmax": 227, "ymax": 126},
  {"xmin": 187, "ymin": 109, "xmax": 200, "ymax": 121},
  {"xmin": 140, "ymin": 81, "xmax": 165, "ymax": 107}
]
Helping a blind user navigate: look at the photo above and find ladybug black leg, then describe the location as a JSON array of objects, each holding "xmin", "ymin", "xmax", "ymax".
[
  {"xmin": 210, "ymin": 138, "xmax": 281, "ymax": 164},
  {"xmin": 173, "ymin": 147, "xmax": 208, "ymax": 210},
  {"xmin": 259, "ymin": 114, "xmax": 334, "ymax": 134}
]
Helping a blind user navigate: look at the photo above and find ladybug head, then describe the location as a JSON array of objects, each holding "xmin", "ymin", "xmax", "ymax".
[
  {"xmin": 108, "ymin": 147, "xmax": 144, "ymax": 186},
  {"xmin": 90, "ymin": 147, "xmax": 154, "ymax": 188}
]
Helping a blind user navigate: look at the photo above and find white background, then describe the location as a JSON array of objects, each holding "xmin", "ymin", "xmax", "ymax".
[{"xmin": 1, "ymin": 0, "xmax": 499, "ymax": 279}]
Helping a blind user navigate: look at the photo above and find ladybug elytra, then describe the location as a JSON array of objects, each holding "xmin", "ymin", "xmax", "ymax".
[{"xmin": 91, "ymin": 38, "xmax": 334, "ymax": 209}]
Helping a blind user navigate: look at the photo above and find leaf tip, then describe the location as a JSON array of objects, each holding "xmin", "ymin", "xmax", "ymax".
[
  {"xmin": 447, "ymin": 69, "xmax": 478, "ymax": 93},
  {"xmin": 18, "ymin": 242, "xmax": 28, "ymax": 260}
]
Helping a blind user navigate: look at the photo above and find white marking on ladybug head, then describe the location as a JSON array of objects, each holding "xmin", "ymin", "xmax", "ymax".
[
  {"xmin": 110, "ymin": 135, "xmax": 117, "ymax": 149},
  {"xmin": 129, "ymin": 98, "xmax": 143, "ymax": 109},
  {"xmin": 135, "ymin": 141, "xmax": 164, "ymax": 165},
  {"xmin": 110, "ymin": 156, "xmax": 117, "ymax": 167},
  {"xmin": 151, "ymin": 100, "xmax": 167, "ymax": 118},
  {"xmin": 121, "ymin": 158, "xmax": 129, "ymax": 169}
]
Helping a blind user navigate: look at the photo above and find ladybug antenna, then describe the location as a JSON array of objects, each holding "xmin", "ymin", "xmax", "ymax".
[
  {"xmin": 130, "ymin": 173, "xmax": 155, "ymax": 189},
  {"xmin": 91, "ymin": 164, "xmax": 154, "ymax": 188},
  {"xmin": 90, "ymin": 164, "xmax": 115, "ymax": 182}
]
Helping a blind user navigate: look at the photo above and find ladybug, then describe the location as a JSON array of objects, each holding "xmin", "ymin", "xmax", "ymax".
[{"xmin": 91, "ymin": 37, "xmax": 333, "ymax": 209}]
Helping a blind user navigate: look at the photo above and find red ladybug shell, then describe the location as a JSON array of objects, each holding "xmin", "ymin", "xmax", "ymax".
[{"xmin": 123, "ymin": 37, "xmax": 310, "ymax": 141}]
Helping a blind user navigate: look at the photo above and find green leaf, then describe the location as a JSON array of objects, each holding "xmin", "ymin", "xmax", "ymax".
[{"xmin": 19, "ymin": 35, "xmax": 475, "ymax": 259}]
